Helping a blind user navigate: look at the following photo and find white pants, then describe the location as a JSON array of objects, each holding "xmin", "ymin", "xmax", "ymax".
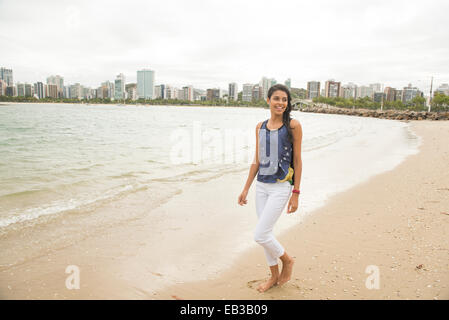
[{"xmin": 254, "ymin": 180, "xmax": 292, "ymax": 266}]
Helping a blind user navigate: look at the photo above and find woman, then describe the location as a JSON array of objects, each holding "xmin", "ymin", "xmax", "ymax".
[{"xmin": 238, "ymin": 84, "xmax": 302, "ymax": 293}]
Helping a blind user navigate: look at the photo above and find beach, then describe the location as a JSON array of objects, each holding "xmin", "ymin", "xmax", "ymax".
[
  {"xmin": 155, "ymin": 120, "xmax": 449, "ymax": 300},
  {"xmin": 0, "ymin": 109, "xmax": 448, "ymax": 299}
]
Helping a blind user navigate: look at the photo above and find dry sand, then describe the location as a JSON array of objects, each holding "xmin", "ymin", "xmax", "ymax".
[{"xmin": 1, "ymin": 120, "xmax": 448, "ymax": 300}]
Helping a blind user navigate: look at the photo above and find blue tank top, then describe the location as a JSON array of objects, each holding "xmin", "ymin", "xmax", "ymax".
[{"xmin": 257, "ymin": 119, "xmax": 293, "ymax": 183}]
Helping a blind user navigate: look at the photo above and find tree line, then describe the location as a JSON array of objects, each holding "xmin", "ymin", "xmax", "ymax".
[
  {"xmin": 312, "ymin": 94, "xmax": 449, "ymax": 112},
  {"xmin": 0, "ymin": 95, "xmax": 270, "ymax": 108}
]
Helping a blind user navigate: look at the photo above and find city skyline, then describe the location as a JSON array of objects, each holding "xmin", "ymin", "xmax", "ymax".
[
  {"xmin": 5, "ymin": 64, "xmax": 448, "ymax": 104},
  {"xmin": 1, "ymin": 0, "xmax": 448, "ymax": 93}
]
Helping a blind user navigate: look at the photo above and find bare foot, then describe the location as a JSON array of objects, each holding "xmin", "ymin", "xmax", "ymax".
[
  {"xmin": 278, "ymin": 257, "xmax": 294, "ymax": 286},
  {"xmin": 257, "ymin": 277, "xmax": 278, "ymax": 293}
]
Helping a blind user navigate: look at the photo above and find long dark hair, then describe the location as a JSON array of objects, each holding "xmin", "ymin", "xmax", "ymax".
[{"xmin": 267, "ymin": 84, "xmax": 293, "ymax": 143}]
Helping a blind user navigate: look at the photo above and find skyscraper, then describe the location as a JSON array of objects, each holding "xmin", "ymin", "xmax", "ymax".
[
  {"xmin": 284, "ymin": 78, "xmax": 291, "ymax": 90},
  {"xmin": 182, "ymin": 86, "xmax": 194, "ymax": 101},
  {"xmin": 16, "ymin": 83, "xmax": 25, "ymax": 97},
  {"xmin": 34, "ymin": 82, "xmax": 45, "ymax": 99},
  {"xmin": 369, "ymin": 83, "xmax": 382, "ymax": 93},
  {"xmin": 0, "ymin": 80, "xmax": 7, "ymax": 96},
  {"xmin": 252, "ymin": 84, "xmax": 262, "ymax": 101},
  {"xmin": 242, "ymin": 84, "xmax": 253, "ymax": 102},
  {"xmin": 384, "ymin": 87, "xmax": 396, "ymax": 102},
  {"xmin": 47, "ymin": 75, "xmax": 64, "ymax": 98},
  {"xmin": 340, "ymin": 83, "xmax": 357, "ymax": 99},
  {"xmin": 115, "ymin": 73, "xmax": 126, "ymax": 100},
  {"xmin": 206, "ymin": 88, "xmax": 220, "ymax": 101},
  {"xmin": 260, "ymin": 77, "xmax": 276, "ymax": 100},
  {"xmin": 325, "ymin": 80, "xmax": 341, "ymax": 98},
  {"xmin": 402, "ymin": 84, "xmax": 422, "ymax": 103},
  {"xmin": 160, "ymin": 84, "xmax": 165, "ymax": 99},
  {"xmin": 125, "ymin": 83, "xmax": 137, "ymax": 100},
  {"xmin": 137, "ymin": 69, "xmax": 155, "ymax": 99},
  {"xmin": 307, "ymin": 81, "xmax": 321, "ymax": 99},
  {"xmin": 0, "ymin": 67, "xmax": 13, "ymax": 86},
  {"xmin": 69, "ymin": 83, "xmax": 81, "ymax": 100},
  {"xmin": 228, "ymin": 82, "xmax": 238, "ymax": 101},
  {"xmin": 435, "ymin": 83, "xmax": 449, "ymax": 96},
  {"xmin": 357, "ymin": 86, "xmax": 374, "ymax": 99}
]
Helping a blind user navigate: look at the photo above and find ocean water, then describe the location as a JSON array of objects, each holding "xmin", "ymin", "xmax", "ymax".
[{"xmin": 0, "ymin": 103, "xmax": 419, "ymax": 233}]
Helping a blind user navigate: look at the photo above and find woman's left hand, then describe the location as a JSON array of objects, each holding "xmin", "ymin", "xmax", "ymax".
[{"xmin": 287, "ymin": 195, "xmax": 299, "ymax": 214}]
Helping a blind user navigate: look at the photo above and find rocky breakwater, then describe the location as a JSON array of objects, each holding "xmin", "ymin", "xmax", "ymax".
[{"xmin": 299, "ymin": 106, "xmax": 449, "ymax": 121}]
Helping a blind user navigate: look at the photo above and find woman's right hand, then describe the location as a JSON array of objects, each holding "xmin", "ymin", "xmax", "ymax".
[{"xmin": 238, "ymin": 189, "xmax": 248, "ymax": 206}]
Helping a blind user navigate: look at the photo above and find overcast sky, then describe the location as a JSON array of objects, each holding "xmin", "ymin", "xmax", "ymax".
[{"xmin": 1, "ymin": 0, "xmax": 448, "ymax": 93}]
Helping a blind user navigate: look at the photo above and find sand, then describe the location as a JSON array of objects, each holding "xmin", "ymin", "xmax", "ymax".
[
  {"xmin": 1, "ymin": 120, "xmax": 448, "ymax": 300},
  {"xmin": 154, "ymin": 120, "xmax": 449, "ymax": 300}
]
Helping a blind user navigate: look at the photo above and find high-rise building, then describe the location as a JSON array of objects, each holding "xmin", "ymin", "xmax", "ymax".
[
  {"xmin": 242, "ymin": 84, "xmax": 253, "ymax": 102},
  {"xmin": 394, "ymin": 90, "xmax": 403, "ymax": 102},
  {"xmin": 182, "ymin": 86, "xmax": 194, "ymax": 101},
  {"xmin": 402, "ymin": 84, "xmax": 422, "ymax": 103},
  {"xmin": 178, "ymin": 88, "xmax": 185, "ymax": 100},
  {"xmin": 47, "ymin": 84, "xmax": 58, "ymax": 98},
  {"xmin": 160, "ymin": 84, "xmax": 165, "ymax": 99},
  {"xmin": 228, "ymin": 83, "xmax": 238, "ymax": 101},
  {"xmin": 373, "ymin": 92, "xmax": 385, "ymax": 103},
  {"xmin": 206, "ymin": 88, "xmax": 220, "ymax": 101},
  {"xmin": 306, "ymin": 81, "xmax": 320, "ymax": 99},
  {"xmin": 340, "ymin": 83, "xmax": 357, "ymax": 99},
  {"xmin": 0, "ymin": 80, "xmax": 7, "ymax": 96},
  {"xmin": 0, "ymin": 68, "xmax": 13, "ymax": 86},
  {"xmin": 284, "ymin": 78, "xmax": 291, "ymax": 90},
  {"xmin": 114, "ymin": 74, "xmax": 125, "ymax": 100},
  {"xmin": 164, "ymin": 86, "xmax": 179, "ymax": 99},
  {"xmin": 325, "ymin": 80, "xmax": 341, "ymax": 98},
  {"xmin": 435, "ymin": 83, "xmax": 449, "ymax": 96},
  {"xmin": 24, "ymin": 84, "xmax": 33, "ymax": 97},
  {"xmin": 125, "ymin": 83, "xmax": 137, "ymax": 100},
  {"xmin": 384, "ymin": 87, "xmax": 396, "ymax": 102},
  {"xmin": 34, "ymin": 82, "xmax": 45, "ymax": 99},
  {"xmin": 137, "ymin": 69, "xmax": 155, "ymax": 99},
  {"xmin": 154, "ymin": 85, "xmax": 162, "ymax": 99},
  {"xmin": 369, "ymin": 83, "xmax": 382, "ymax": 93},
  {"xmin": 252, "ymin": 84, "xmax": 262, "ymax": 101},
  {"xmin": 47, "ymin": 75, "xmax": 64, "ymax": 98},
  {"xmin": 100, "ymin": 81, "xmax": 114, "ymax": 99},
  {"xmin": 63, "ymin": 86, "xmax": 70, "ymax": 99},
  {"xmin": 357, "ymin": 86, "xmax": 374, "ymax": 99},
  {"xmin": 47, "ymin": 75, "xmax": 64, "ymax": 89},
  {"xmin": 164, "ymin": 85, "xmax": 173, "ymax": 99},
  {"xmin": 6, "ymin": 86, "xmax": 15, "ymax": 96},
  {"xmin": 260, "ymin": 77, "xmax": 276, "ymax": 100},
  {"xmin": 16, "ymin": 83, "xmax": 25, "ymax": 97},
  {"xmin": 69, "ymin": 83, "xmax": 81, "ymax": 100},
  {"xmin": 82, "ymin": 87, "xmax": 94, "ymax": 100}
]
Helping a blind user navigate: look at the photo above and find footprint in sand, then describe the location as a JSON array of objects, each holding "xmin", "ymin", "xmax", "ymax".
[{"xmin": 247, "ymin": 279, "xmax": 264, "ymax": 289}]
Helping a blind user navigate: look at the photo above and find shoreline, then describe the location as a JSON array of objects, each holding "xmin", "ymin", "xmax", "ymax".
[
  {"xmin": 0, "ymin": 101, "xmax": 265, "ymax": 109},
  {"xmin": 0, "ymin": 121, "xmax": 448, "ymax": 300}
]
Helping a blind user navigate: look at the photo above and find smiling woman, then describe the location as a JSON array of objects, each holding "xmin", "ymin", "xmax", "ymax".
[{"xmin": 238, "ymin": 84, "xmax": 303, "ymax": 293}]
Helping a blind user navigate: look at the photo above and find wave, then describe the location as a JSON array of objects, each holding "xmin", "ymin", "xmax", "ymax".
[{"xmin": 0, "ymin": 183, "xmax": 140, "ymax": 229}]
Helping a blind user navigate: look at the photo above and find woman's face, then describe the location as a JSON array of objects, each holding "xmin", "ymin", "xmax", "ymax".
[{"xmin": 267, "ymin": 90, "xmax": 288, "ymax": 116}]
